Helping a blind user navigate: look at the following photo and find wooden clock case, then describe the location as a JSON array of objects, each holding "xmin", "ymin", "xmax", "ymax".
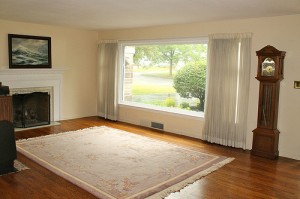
[{"xmin": 251, "ymin": 45, "xmax": 286, "ymax": 159}]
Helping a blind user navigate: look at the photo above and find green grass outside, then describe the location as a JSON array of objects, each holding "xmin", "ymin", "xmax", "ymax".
[
  {"xmin": 133, "ymin": 66, "xmax": 169, "ymax": 72},
  {"xmin": 132, "ymin": 85, "xmax": 176, "ymax": 95},
  {"xmin": 141, "ymin": 71, "xmax": 176, "ymax": 79},
  {"xmin": 133, "ymin": 66, "xmax": 177, "ymax": 79}
]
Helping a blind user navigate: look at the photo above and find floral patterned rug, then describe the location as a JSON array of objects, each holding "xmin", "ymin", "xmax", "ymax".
[{"xmin": 16, "ymin": 126, "xmax": 233, "ymax": 199}]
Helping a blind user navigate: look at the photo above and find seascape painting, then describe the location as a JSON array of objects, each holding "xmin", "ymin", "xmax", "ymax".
[{"xmin": 8, "ymin": 34, "xmax": 51, "ymax": 68}]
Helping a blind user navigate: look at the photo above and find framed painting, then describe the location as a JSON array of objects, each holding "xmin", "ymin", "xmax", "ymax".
[{"xmin": 8, "ymin": 34, "xmax": 52, "ymax": 69}]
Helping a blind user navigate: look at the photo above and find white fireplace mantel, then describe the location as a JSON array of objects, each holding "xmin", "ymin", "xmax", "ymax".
[
  {"xmin": 0, "ymin": 68, "xmax": 66, "ymax": 121},
  {"xmin": 0, "ymin": 68, "xmax": 66, "ymax": 77}
]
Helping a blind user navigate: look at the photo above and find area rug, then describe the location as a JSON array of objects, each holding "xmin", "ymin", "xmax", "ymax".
[
  {"xmin": 16, "ymin": 126, "xmax": 234, "ymax": 199},
  {"xmin": 0, "ymin": 160, "xmax": 29, "ymax": 176}
]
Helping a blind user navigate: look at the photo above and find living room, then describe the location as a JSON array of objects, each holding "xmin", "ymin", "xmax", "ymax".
[
  {"xmin": 1, "ymin": 14, "xmax": 299, "ymax": 160},
  {"xmin": 0, "ymin": 1, "xmax": 299, "ymax": 198}
]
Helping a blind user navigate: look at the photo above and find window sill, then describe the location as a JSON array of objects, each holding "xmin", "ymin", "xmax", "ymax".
[{"xmin": 119, "ymin": 101, "xmax": 204, "ymax": 120}]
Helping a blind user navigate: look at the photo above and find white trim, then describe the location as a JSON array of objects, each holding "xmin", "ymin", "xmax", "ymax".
[
  {"xmin": 119, "ymin": 103, "xmax": 204, "ymax": 120},
  {"xmin": 118, "ymin": 37, "xmax": 208, "ymax": 119},
  {"xmin": 119, "ymin": 37, "xmax": 208, "ymax": 45},
  {"xmin": 0, "ymin": 68, "xmax": 67, "ymax": 75},
  {"xmin": 0, "ymin": 68, "xmax": 66, "ymax": 121}
]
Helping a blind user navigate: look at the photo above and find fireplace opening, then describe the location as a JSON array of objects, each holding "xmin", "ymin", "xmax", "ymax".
[{"xmin": 12, "ymin": 92, "xmax": 50, "ymax": 128}]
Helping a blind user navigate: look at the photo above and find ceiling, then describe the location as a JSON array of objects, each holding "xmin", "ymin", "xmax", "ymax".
[{"xmin": 0, "ymin": 0, "xmax": 299, "ymax": 30}]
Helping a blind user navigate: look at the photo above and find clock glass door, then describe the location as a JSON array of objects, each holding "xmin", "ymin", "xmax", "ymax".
[
  {"xmin": 258, "ymin": 83, "xmax": 275, "ymax": 128},
  {"xmin": 261, "ymin": 57, "xmax": 275, "ymax": 76}
]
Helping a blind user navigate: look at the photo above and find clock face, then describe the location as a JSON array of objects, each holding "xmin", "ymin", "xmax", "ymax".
[{"xmin": 261, "ymin": 58, "xmax": 275, "ymax": 76}]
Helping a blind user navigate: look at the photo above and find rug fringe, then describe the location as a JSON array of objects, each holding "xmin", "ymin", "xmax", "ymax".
[
  {"xmin": 145, "ymin": 157, "xmax": 235, "ymax": 199},
  {"xmin": 14, "ymin": 160, "xmax": 29, "ymax": 171}
]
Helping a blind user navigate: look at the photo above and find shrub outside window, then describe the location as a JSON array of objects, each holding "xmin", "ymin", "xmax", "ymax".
[{"xmin": 119, "ymin": 39, "xmax": 208, "ymax": 117}]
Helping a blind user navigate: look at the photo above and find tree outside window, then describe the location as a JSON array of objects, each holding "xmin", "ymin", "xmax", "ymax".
[{"xmin": 121, "ymin": 42, "xmax": 207, "ymax": 114}]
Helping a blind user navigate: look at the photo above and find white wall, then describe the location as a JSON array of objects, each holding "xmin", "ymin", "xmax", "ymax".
[
  {"xmin": 0, "ymin": 19, "xmax": 98, "ymax": 120},
  {"xmin": 99, "ymin": 15, "xmax": 300, "ymax": 160}
]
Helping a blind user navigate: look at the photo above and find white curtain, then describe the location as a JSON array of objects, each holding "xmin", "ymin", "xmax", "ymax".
[
  {"xmin": 203, "ymin": 33, "xmax": 252, "ymax": 149},
  {"xmin": 97, "ymin": 41, "xmax": 119, "ymax": 120}
]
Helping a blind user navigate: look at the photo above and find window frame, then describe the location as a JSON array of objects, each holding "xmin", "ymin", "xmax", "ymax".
[{"xmin": 118, "ymin": 37, "xmax": 208, "ymax": 118}]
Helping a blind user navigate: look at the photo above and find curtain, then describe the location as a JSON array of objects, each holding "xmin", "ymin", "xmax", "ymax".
[
  {"xmin": 97, "ymin": 41, "xmax": 119, "ymax": 120},
  {"xmin": 203, "ymin": 33, "xmax": 252, "ymax": 149}
]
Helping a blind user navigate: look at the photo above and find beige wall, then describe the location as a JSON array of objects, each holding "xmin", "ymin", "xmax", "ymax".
[
  {"xmin": 99, "ymin": 15, "xmax": 300, "ymax": 160},
  {"xmin": 0, "ymin": 19, "xmax": 98, "ymax": 120},
  {"xmin": 0, "ymin": 15, "xmax": 298, "ymax": 160}
]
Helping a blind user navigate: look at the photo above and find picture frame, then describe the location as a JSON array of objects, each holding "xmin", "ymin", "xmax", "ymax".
[{"xmin": 8, "ymin": 34, "xmax": 52, "ymax": 69}]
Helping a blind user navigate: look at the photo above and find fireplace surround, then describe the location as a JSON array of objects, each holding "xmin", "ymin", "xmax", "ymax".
[{"xmin": 0, "ymin": 68, "xmax": 65, "ymax": 123}]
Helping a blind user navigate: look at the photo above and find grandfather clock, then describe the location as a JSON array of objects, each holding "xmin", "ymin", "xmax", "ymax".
[{"xmin": 251, "ymin": 45, "xmax": 286, "ymax": 159}]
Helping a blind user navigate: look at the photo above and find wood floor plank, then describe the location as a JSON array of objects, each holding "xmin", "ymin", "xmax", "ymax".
[{"xmin": 0, "ymin": 116, "xmax": 299, "ymax": 199}]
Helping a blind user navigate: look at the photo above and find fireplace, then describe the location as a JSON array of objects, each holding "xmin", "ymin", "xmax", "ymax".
[
  {"xmin": 0, "ymin": 68, "xmax": 65, "ymax": 123},
  {"xmin": 13, "ymin": 92, "xmax": 50, "ymax": 128}
]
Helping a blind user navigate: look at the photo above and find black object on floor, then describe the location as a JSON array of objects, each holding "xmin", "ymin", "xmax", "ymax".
[{"xmin": 0, "ymin": 120, "xmax": 17, "ymax": 175}]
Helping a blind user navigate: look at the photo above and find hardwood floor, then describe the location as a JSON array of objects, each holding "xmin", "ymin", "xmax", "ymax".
[{"xmin": 1, "ymin": 116, "xmax": 299, "ymax": 199}]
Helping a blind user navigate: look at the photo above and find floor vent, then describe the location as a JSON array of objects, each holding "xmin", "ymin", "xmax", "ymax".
[{"xmin": 151, "ymin": 122, "xmax": 164, "ymax": 130}]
